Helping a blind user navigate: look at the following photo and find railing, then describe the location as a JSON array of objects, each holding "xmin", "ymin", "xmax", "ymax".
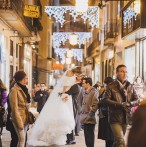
[
  {"xmin": 0, "ymin": 0, "xmax": 33, "ymax": 32},
  {"xmin": 104, "ymin": 19, "xmax": 118, "ymax": 40},
  {"xmin": 86, "ymin": 32, "xmax": 101, "ymax": 57}
]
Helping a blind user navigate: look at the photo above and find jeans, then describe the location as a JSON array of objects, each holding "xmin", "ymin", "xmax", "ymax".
[
  {"xmin": 105, "ymin": 140, "xmax": 114, "ymax": 147},
  {"xmin": 110, "ymin": 123, "xmax": 127, "ymax": 147},
  {"xmin": 84, "ymin": 124, "xmax": 95, "ymax": 147},
  {"xmin": 10, "ymin": 124, "xmax": 18, "ymax": 147},
  {"xmin": 13, "ymin": 123, "xmax": 28, "ymax": 147}
]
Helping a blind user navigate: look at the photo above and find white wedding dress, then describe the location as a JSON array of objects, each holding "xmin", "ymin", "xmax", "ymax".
[{"xmin": 28, "ymin": 72, "xmax": 75, "ymax": 146}]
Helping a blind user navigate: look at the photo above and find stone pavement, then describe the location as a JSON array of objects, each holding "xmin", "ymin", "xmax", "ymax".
[
  {"xmin": 1, "ymin": 126, "xmax": 105, "ymax": 147},
  {"xmin": 0, "ymin": 107, "xmax": 129, "ymax": 147},
  {"xmin": 1, "ymin": 124, "xmax": 130, "ymax": 147}
]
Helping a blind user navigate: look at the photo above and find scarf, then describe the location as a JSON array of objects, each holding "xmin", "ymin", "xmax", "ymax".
[
  {"xmin": 117, "ymin": 79, "xmax": 130, "ymax": 102},
  {"xmin": 17, "ymin": 82, "xmax": 31, "ymax": 103}
]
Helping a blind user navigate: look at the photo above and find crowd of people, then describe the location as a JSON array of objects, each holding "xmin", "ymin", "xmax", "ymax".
[{"xmin": 0, "ymin": 64, "xmax": 146, "ymax": 147}]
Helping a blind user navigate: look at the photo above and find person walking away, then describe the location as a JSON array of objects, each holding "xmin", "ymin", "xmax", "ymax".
[
  {"xmin": 98, "ymin": 77, "xmax": 114, "ymax": 147},
  {"xmin": 80, "ymin": 77, "xmax": 98, "ymax": 147},
  {"xmin": 9, "ymin": 71, "xmax": 30, "ymax": 147},
  {"xmin": 103, "ymin": 64, "xmax": 140, "ymax": 147},
  {"xmin": 33, "ymin": 83, "xmax": 49, "ymax": 113}
]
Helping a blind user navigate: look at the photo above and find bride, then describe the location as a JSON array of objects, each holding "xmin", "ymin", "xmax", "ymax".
[{"xmin": 28, "ymin": 67, "xmax": 81, "ymax": 146}]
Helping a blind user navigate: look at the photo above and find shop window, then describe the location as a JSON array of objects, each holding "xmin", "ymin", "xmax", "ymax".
[
  {"xmin": 124, "ymin": 45, "xmax": 135, "ymax": 83},
  {"xmin": 10, "ymin": 40, "xmax": 13, "ymax": 56}
]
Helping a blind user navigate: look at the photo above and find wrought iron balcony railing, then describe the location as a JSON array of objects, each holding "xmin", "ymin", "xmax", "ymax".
[{"xmin": 104, "ymin": 19, "xmax": 118, "ymax": 40}]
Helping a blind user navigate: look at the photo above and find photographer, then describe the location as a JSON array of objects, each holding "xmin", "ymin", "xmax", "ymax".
[{"xmin": 34, "ymin": 83, "xmax": 49, "ymax": 113}]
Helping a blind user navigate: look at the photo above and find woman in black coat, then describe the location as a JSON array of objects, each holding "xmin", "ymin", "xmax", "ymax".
[{"xmin": 98, "ymin": 77, "xmax": 114, "ymax": 147}]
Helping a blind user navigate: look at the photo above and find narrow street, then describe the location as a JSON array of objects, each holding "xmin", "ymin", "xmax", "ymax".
[{"xmin": 1, "ymin": 108, "xmax": 130, "ymax": 147}]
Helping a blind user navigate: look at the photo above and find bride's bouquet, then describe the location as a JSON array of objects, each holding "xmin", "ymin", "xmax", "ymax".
[{"xmin": 58, "ymin": 92, "xmax": 69, "ymax": 102}]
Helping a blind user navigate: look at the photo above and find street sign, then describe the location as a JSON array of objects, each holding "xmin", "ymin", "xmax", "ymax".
[{"xmin": 24, "ymin": 5, "xmax": 40, "ymax": 18}]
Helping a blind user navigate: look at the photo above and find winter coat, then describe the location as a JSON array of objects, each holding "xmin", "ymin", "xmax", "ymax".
[
  {"xmin": 103, "ymin": 80, "xmax": 140, "ymax": 124},
  {"xmin": 9, "ymin": 84, "xmax": 28, "ymax": 129},
  {"xmin": 33, "ymin": 90, "xmax": 49, "ymax": 113},
  {"xmin": 80, "ymin": 87, "xmax": 98, "ymax": 124},
  {"xmin": 0, "ymin": 88, "xmax": 7, "ymax": 107},
  {"xmin": 98, "ymin": 89, "xmax": 114, "ymax": 141}
]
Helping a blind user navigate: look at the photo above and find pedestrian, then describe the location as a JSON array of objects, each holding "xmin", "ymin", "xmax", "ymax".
[
  {"xmin": 128, "ymin": 103, "xmax": 146, "ymax": 147},
  {"xmin": 6, "ymin": 79, "xmax": 18, "ymax": 147},
  {"xmin": 98, "ymin": 77, "xmax": 114, "ymax": 147},
  {"xmin": 65, "ymin": 72, "xmax": 83, "ymax": 144},
  {"xmin": 33, "ymin": 83, "xmax": 49, "ymax": 113},
  {"xmin": 9, "ymin": 71, "xmax": 30, "ymax": 147},
  {"xmin": 0, "ymin": 79, "xmax": 7, "ymax": 108},
  {"xmin": 0, "ymin": 79, "xmax": 7, "ymax": 147},
  {"xmin": 80, "ymin": 77, "xmax": 98, "ymax": 147},
  {"xmin": 93, "ymin": 81, "xmax": 101, "ymax": 91},
  {"xmin": 103, "ymin": 64, "xmax": 140, "ymax": 147}
]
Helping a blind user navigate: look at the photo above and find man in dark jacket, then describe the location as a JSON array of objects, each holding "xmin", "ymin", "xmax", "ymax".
[
  {"xmin": 80, "ymin": 77, "xmax": 98, "ymax": 147},
  {"xmin": 103, "ymin": 64, "xmax": 140, "ymax": 147},
  {"xmin": 34, "ymin": 83, "xmax": 49, "ymax": 113}
]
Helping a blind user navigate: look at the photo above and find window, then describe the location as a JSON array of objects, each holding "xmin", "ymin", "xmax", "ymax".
[
  {"xmin": 10, "ymin": 40, "xmax": 13, "ymax": 56},
  {"xmin": 16, "ymin": 44, "xmax": 18, "ymax": 58},
  {"xmin": 124, "ymin": 45, "xmax": 135, "ymax": 83},
  {"xmin": 10, "ymin": 65, "xmax": 13, "ymax": 81}
]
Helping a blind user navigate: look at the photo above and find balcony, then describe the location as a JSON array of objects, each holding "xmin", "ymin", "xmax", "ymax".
[
  {"xmin": 0, "ymin": 0, "xmax": 34, "ymax": 36},
  {"xmin": 86, "ymin": 33, "xmax": 101, "ymax": 58},
  {"xmin": 104, "ymin": 19, "xmax": 118, "ymax": 44}
]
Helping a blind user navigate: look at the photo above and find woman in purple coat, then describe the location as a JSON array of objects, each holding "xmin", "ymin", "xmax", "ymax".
[
  {"xmin": 0, "ymin": 79, "xmax": 7, "ymax": 146},
  {"xmin": 0, "ymin": 79, "xmax": 7, "ymax": 108}
]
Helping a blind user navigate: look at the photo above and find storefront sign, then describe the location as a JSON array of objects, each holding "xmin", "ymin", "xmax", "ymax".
[
  {"xmin": 53, "ymin": 63, "xmax": 63, "ymax": 70},
  {"xmin": 24, "ymin": 5, "xmax": 40, "ymax": 18}
]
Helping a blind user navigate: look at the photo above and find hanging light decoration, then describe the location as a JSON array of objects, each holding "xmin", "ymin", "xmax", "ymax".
[
  {"xmin": 67, "ymin": 49, "xmax": 73, "ymax": 58},
  {"xmin": 134, "ymin": 0, "xmax": 140, "ymax": 14},
  {"xmin": 69, "ymin": 33, "xmax": 78, "ymax": 45},
  {"xmin": 66, "ymin": 58, "xmax": 71, "ymax": 64},
  {"xmin": 76, "ymin": 0, "xmax": 88, "ymax": 13},
  {"xmin": 61, "ymin": 60, "xmax": 65, "ymax": 64},
  {"xmin": 45, "ymin": 6, "xmax": 99, "ymax": 29},
  {"xmin": 53, "ymin": 32, "xmax": 92, "ymax": 48}
]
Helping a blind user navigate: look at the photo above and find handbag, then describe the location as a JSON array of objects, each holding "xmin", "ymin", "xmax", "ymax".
[{"xmin": 27, "ymin": 111, "xmax": 36, "ymax": 125}]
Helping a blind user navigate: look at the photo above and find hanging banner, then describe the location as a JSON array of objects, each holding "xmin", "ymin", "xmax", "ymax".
[{"xmin": 24, "ymin": 5, "xmax": 40, "ymax": 18}]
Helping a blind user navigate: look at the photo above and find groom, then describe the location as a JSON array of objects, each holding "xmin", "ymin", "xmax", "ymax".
[{"xmin": 65, "ymin": 75, "xmax": 83, "ymax": 145}]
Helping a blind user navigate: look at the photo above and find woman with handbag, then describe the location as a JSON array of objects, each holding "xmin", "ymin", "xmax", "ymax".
[{"xmin": 9, "ymin": 71, "xmax": 31, "ymax": 147}]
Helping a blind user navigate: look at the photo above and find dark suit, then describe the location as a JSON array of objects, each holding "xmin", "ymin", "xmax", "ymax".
[{"xmin": 65, "ymin": 83, "xmax": 81, "ymax": 143}]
